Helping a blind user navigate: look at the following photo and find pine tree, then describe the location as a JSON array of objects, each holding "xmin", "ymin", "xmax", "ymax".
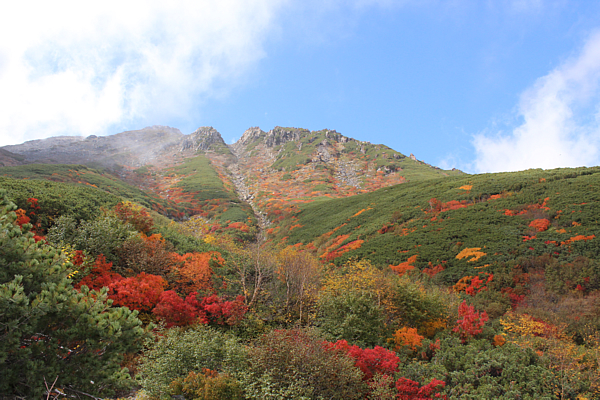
[{"xmin": 0, "ymin": 190, "xmax": 146, "ymax": 398}]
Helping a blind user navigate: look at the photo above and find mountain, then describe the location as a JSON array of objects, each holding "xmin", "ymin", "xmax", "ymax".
[{"xmin": 0, "ymin": 125, "xmax": 461, "ymax": 232}]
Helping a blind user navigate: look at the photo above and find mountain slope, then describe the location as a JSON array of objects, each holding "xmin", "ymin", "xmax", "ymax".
[{"xmin": 273, "ymin": 166, "xmax": 600, "ymax": 285}]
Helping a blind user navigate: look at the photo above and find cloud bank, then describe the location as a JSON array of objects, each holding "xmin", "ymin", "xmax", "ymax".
[
  {"xmin": 0, "ymin": 0, "xmax": 286, "ymax": 146},
  {"xmin": 473, "ymin": 31, "xmax": 600, "ymax": 173}
]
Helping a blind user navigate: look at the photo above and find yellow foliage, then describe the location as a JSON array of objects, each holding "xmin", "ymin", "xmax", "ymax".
[
  {"xmin": 321, "ymin": 259, "xmax": 387, "ymax": 300},
  {"xmin": 459, "ymin": 184, "xmax": 473, "ymax": 191},
  {"xmin": 204, "ymin": 234, "xmax": 217, "ymax": 244},
  {"xmin": 456, "ymin": 247, "xmax": 486, "ymax": 262}
]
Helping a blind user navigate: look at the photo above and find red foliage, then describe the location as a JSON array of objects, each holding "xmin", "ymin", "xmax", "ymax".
[
  {"xmin": 108, "ymin": 272, "xmax": 167, "ymax": 312},
  {"xmin": 153, "ymin": 290, "xmax": 208, "ymax": 327},
  {"xmin": 15, "ymin": 209, "xmax": 30, "ymax": 227},
  {"xmin": 464, "ymin": 273, "xmax": 493, "ymax": 296},
  {"xmin": 327, "ymin": 340, "xmax": 399, "ymax": 381},
  {"xmin": 75, "ymin": 254, "xmax": 123, "ymax": 291},
  {"xmin": 453, "ymin": 300, "xmax": 488, "ymax": 342},
  {"xmin": 423, "ymin": 263, "xmax": 445, "ymax": 278},
  {"xmin": 201, "ymin": 294, "xmax": 248, "ymax": 326},
  {"xmin": 396, "ymin": 377, "xmax": 447, "ymax": 400},
  {"xmin": 500, "ymin": 287, "xmax": 526, "ymax": 310}
]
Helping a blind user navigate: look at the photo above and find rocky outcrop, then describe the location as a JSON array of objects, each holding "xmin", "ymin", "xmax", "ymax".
[{"xmin": 180, "ymin": 127, "xmax": 227, "ymax": 152}]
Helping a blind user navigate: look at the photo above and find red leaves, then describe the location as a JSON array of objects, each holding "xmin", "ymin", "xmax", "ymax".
[
  {"xmin": 396, "ymin": 378, "xmax": 447, "ymax": 400},
  {"xmin": 108, "ymin": 272, "xmax": 168, "ymax": 312},
  {"xmin": 201, "ymin": 294, "xmax": 248, "ymax": 326},
  {"xmin": 153, "ymin": 290, "xmax": 207, "ymax": 327},
  {"xmin": 453, "ymin": 300, "xmax": 488, "ymax": 343},
  {"xmin": 75, "ymin": 254, "xmax": 123, "ymax": 292},
  {"xmin": 327, "ymin": 340, "xmax": 399, "ymax": 381}
]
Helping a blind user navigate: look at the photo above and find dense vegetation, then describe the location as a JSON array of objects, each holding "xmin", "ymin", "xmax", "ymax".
[{"xmin": 2, "ymin": 159, "xmax": 600, "ymax": 399}]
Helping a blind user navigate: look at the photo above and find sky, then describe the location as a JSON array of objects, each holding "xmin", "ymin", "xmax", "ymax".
[{"xmin": 1, "ymin": 0, "xmax": 600, "ymax": 174}]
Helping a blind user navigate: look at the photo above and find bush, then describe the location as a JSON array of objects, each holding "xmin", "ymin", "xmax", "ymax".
[
  {"xmin": 137, "ymin": 326, "xmax": 246, "ymax": 399},
  {"xmin": 239, "ymin": 328, "xmax": 366, "ymax": 399}
]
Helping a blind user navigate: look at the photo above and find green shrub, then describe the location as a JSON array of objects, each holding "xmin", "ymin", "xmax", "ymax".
[
  {"xmin": 137, "ymin": 326, "xmax": 246, "ymax": 399},
  {"xmin": 239, "ymin": 328, "xmax": 365, "ymax": 400}
]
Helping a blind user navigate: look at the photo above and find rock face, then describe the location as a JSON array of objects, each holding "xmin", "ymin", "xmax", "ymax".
[{"xmin": 180, "ymin": 127, "xmax": 227, "ymax": 152}]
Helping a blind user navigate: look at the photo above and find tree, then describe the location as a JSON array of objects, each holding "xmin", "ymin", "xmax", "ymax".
[{"xmin": 0, "ymin": 190, "xmax": 145, "ymax": 398}]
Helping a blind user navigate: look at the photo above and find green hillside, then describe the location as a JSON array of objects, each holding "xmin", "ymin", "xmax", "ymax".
[
  {"xmin": 169, "ymin": 154, "xmax": 257, "ymax": 228},
  {"xmin": 275, "ymin": 166, "xmax": 600, "ymax": 284},
  {"xmin": 0, "ymin": 164, "xmax": 180, "ymax": 215}
]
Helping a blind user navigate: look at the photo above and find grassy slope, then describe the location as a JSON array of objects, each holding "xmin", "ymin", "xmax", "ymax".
[
  {"xmin": 0, "ymin": 164, "xmax": 179, "ymax": 214},
  {"xmin": 276, "ymin": 167, "xmax": 600, "ymax": 284},
  {"xmin": 170, "ymin": 154, "xmax": 255, "ymax": 225}
]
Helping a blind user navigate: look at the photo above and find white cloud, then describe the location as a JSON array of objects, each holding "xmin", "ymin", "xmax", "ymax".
[
  {"xmin": 0, "ymin": 0, "xmax": 286, "ymax": 146},
  {"xmin": 473, "ymin": 31, "xmax": 600, "ymax": 173}
]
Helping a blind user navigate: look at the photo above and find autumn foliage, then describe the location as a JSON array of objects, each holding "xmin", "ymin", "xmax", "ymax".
[
  {"xmin": 327, "ymin": 339, "xmax": 400, "ymax": 381},
  {"xmin": 453, "ymin": 300, "xmax": 489, "ymax": 342}
]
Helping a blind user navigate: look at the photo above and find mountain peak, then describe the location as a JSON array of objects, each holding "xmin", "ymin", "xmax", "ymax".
[{"xmin": 180, "ymin": 126, "xmax": 226, "ymax": 152}]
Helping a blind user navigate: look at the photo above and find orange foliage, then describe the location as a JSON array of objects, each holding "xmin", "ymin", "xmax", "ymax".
[
  {"xmin": 561, "ymin": 234, "xmax": 595, "ymax": 245},
  {"xmin": 529, "ymin": 218, "xmax": 550, "ymax": 232},
  {"xmin": 390, "ymin": 255, "xmax": 417, "ymax": 276},
  {"xmin": 493, "ymin": 335, "xmax": 506, "ymax": 347},
  {"xmin": 175, "ymin": 252, "xmax": 224, "ymax": 295},
  {"xmin": 455, "ymin": 247, "xmax": 486, "ymax": 262},
  {"xmin": 321, "ymin": 239, "xmax": 364, "ymax": 262},
  {"xmin": 504, "ymin": 197, "xmax": 550, "ymax": 216},
  {"xmin": 391, "ymin": 327, "xmax": 424, "ymax": 351},
  {"xmin": 351, "ymin": 207, "xmax": 372, "ymax": 218},
  {"xmin": 428, "ymin": 198, "xmax": 471, "ymax": 213},
  {"xmin": 320, "ymin": 234, "xmax": 350, "ymax": 258}
]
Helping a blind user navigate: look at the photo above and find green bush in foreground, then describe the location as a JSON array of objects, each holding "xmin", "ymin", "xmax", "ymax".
[
  {"xmin": 0, "ymin": 190, "xmax": 145, "ymax": 398},
  {"xmin": 137, "ymin": 325, "xmax": 247, "ymax": 399}
]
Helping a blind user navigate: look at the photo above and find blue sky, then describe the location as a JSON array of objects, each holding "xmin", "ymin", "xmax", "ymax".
[{"xmin": 2, "ymin": 1, "xmax": 600, "ymax": 173}]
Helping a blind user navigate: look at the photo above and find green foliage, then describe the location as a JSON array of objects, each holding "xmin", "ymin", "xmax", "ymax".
[
  {"xmin": 47, "ymin": 214, "xmax": 137, "ymax": 263},
  {"xmin": 0, "ymin": 176, "xmax": 124, "ymax": 231},
  {"xmin": 400, "ymin": 337, "xmax": 556, "ymax": 399},
  {"xmin": 317, "ymin": 291, "xmax": 386, "ymax": 347},
  {"xmin": 137, "ymin": 325, "xmax": 246, "ymax": 399},
  {"xmin": 153, "ymin": 222, "xmax": 224, "ymax": 255},
  {"xmin": 388, "ymin": 276, "xmax": 451, "ymax": 330},
  {"xmin": 0, "ymin": 190, "xmax": 145, "ymax": 398},
  {"xmin": 0, "ymin": 164, "xmax": 175, "ymax": 212},
  {"xmin": 239, "ymin": 328, "xmax": 365, "ymax": 400}
]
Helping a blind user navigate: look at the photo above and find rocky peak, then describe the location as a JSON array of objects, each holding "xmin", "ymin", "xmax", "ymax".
[
  {"xmin": 234, "ymin": 127, "xmax": 265, "ymax": 150},
  {"xmin": 180, "ymin": 126, "xmax": 225, "ymax": 152},
  {"xmin": 264, "ymin": 127, "xmax": 310, "ymax": 147}
]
